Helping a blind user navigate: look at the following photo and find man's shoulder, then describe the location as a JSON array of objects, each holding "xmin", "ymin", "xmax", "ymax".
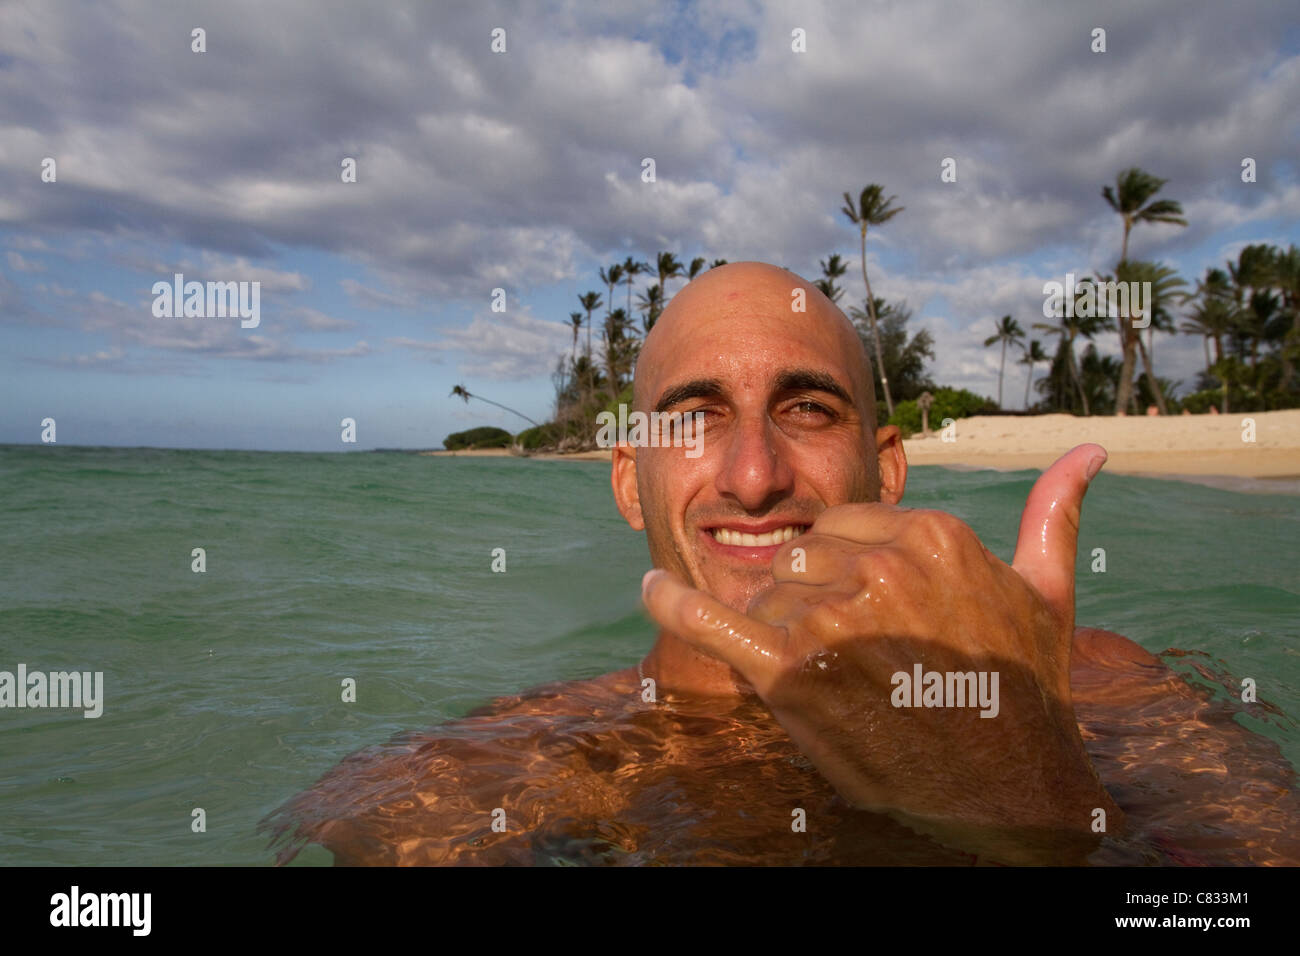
[
  {"xmin": 265, "ymin": 666, "xmax": 644, "ymax": 864},
  {"xmin": 465, "ymin": 666, "xmax": 641, "ymax": 719},
  {"xmin": 1071, "ymin": 626, "xmax": 1161, "ymax": 667}
]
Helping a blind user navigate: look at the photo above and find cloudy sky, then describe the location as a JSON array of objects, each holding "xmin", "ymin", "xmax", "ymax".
[{"xmin": 2, "ymin": 0, "xmax": 1297, "ymax": 450}]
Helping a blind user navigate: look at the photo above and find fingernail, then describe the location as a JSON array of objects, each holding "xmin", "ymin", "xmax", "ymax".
[
  {"xmin": 641, "ymin": 568, "xmax": 663, "ymax": 597},
  {"xmin": 1085, "ymin": 452, "xmax": 1107, "ymax": 481}
]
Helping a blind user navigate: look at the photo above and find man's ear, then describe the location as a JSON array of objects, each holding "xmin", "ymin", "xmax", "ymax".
[
  {"xmin": 611, "ymin": 443, "xmax": 644, "ymax": 530},
  {"xmin": 874, "ymin": 425, "xmax": 907, "ymax": 504}
]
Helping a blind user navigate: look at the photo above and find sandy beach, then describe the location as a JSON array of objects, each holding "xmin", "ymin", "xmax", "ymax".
[
  {"xmin": 901, "ymin": 409, "xmax": 1300, "ymax": 481},
  {"xmin": 425, "ymin": 409, "xmax": 1300, "ymax": 488}
]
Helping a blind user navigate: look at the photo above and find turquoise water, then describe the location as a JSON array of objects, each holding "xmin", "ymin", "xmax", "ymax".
[{"xmin": 0, "ymin": 444, "xmax": 1296, "ymax": 866}]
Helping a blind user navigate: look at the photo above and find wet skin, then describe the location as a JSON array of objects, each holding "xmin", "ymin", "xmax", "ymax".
[
  {"xmin": 265, "ymin": 263, "xmax": 1300, "ymax": 865},
  {"xmin": 266, "ymin": 629, "xmax": 1300, "ymax": 865}
]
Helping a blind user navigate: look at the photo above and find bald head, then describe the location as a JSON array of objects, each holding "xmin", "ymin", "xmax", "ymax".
[
  {"xmin": 633, "ymin": 261, "xmax": 876, "ymax": 428},
  {"xmin": 609, "ymin": 260, "xmax": 906, "ymax": 646}
]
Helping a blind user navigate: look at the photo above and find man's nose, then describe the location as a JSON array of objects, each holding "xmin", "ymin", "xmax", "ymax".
[{"xmin": 713, "ymin": 413, "xmax": 795, "ymax": 511}]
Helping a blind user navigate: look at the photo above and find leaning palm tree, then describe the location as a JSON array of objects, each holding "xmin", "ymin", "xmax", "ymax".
[
  {"xmin": 1018, "ymin": 339, "xmax": 1049, "ymax": 410},
  {"xmin": 578, "ymin": 291, "xmax": 602, "ymax": 358},
  {"xmin": 449, "ymin": 384, "xmax": 539, "ymax": 427},
  {"xmin": 983, "ymin": 314, "xmax": 1025, "ymax": 409},
  {"xmin": 841, "ymin": 185, "xmax": 904, "ymax": 417},
  {"xmin": 687, "ymin": 256, "xmax": 707, "ymax": 281}
]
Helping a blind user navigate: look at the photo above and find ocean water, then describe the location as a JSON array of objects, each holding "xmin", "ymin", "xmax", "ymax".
[{"xmin": 0, "ymin": 444, "xmax": 1296, "ymax": 866}]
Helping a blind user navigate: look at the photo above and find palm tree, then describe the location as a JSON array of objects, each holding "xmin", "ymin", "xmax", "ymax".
[
  {"xmin": 1033, "ymin": 291, "xmax": 1102, "ymax": 416},
  {"xmin": 1079, "ymin": 346, "xmax": 1123, "ymax": 415},
  {"xmin": 1180, "ymin": 298, "xmax": 1222, "ymax": 377},
  {"xmin": 655, "ymin": 252, "xmax": 684, "ymax": 302},
  {"xmin": 1227, "ymin": 244, "xmax": 1281, "ymax": 374},
  {"xmin": 568, "ymin": 312, "xmax": 584, "ymax": 361},
  {"xmin": 1270, "ymin": 244, "xmax": 1300, "ymax": 392},
  {"xmin": 1102, "ymin": 260, "xmax": 1185, "ymax": 414},
  {"xmin": 599, "ymin": 263, "xmax": 623, "ymax": 327},
  {"xmin": 1241, "ymin": 289, "xmax": 1281, "ymax": 371},
  {"xmin": 687, "ymin": 256, "xmax": 707, "ymax": 281},
  {"xmin": 816, "ymin": 253, "xmax": 849, "ymax": 304},
  {"xmin": 449, "ymin": 384, "xmax": 539, "ymax": 427},
  {"xmin": 1180, "ymin": 267, "xmax": 1235, "ymax": 411},
  {"xmin": 602, "ymin": 308, "xmax": 634, "ymax": 400},
  {"xmin": 1019, "ymin": 339, "xmax": 1049, "ymax": 409},
  {"xmin": 621, "ymin": 256, "xmax": 648, "ymax": 319},
  {"xmin": 578, "ymin": 291, "xmax": 602, "ymax": 358},
  {"xmin": 709, "ymin": 259, "xmax": 729, "ymax": 269},
  {"xmin": 1102, "ymin": 167, "xmax": 1188, "ymax": 265},
  {"xmin": 636, "ymin": 283, "xmax": 664, "ymax": 332},
  {"xmin": 1102, "ymin": 168, "xmax": 1187, "ymax": 414},
  {"xmin": 841, "ymin": 185, "xmax": 905, "ymax": 417},
  {"xmin": 983, "ymin": 315, "xmax": 1025, "ymax": 409}
]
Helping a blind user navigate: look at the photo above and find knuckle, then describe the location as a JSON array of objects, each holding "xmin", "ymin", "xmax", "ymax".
[
  {"xmin": 802, "ymin": 597, "xmax": 853, "ymax": 637},
  {"xmin": 911, "ymin": 508, "xmax": 975, "ymax": 551},
  {"xmin": 851, "ymin": 547, "xmax": 906, "ymax": 586}
]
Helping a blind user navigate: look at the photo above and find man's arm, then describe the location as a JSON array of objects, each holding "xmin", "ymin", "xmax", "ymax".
[{"xmin": 640, "ymin": 445, "xmax": 1122, "ymax": 861}]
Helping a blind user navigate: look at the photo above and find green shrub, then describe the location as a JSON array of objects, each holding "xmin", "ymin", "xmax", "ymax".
[
  {"xmin": 443, "ymin": 426, "xmax": 513, "ymax": 450},
  {"xmin": 603, "ymin": 383, "xmax": 634, "ymax": 417},
  {"xmin": 1180, "ymin": 388, "xmax": 1226, "ymax": 414},
  {"xmin": 514, "ymin": 423, "xmax": 559, "ymax": 450},
  {"xmin": 889, "ymin": 387, "xmax": 997, "ymax": 438}
]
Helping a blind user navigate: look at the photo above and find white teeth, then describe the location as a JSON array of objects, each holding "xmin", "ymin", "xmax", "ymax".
[{"xmin": 710, "ymin": 525, "xmax": 806, "ymax": 547}]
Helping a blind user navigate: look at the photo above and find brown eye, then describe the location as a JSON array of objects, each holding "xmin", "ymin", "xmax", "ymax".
[{"xmin": 792, "ymin": 400, "xmax": 832, "ymax": 416}]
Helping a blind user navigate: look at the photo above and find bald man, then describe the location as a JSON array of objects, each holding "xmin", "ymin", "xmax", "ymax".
[{"xmin": 266, "ymin": 262, "xmax": 1299, "ymax": 866}]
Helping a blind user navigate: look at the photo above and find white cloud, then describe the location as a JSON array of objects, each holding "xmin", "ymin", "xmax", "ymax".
[
  {"xmin": 392, "ymin": 306, "xmax": 572, "ymax": 380},
  {"xmin": 7, "ymin": 251, "xmax": 44, "ymax": 273}
]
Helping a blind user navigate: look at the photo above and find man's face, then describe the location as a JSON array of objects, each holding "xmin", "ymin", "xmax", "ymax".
[{"xmin": 614, "ymin": 263, "xmax": 904, "ymax": 614}]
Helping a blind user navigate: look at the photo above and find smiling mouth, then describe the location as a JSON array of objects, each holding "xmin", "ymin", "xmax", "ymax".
[{"xmin": 708, "ymin": 524, "xmax": 809, "ymax": 547}]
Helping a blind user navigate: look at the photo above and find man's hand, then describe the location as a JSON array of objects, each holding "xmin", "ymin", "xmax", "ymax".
[{"xmin": 641, "ymin": 443, "xmax": 1120, "ymax": 842}]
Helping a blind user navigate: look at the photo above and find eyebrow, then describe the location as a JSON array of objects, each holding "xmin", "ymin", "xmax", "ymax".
[
  {"xmin": 652, "ymin": 368, "xmax": 853, "ymax": 413},
  {"xmin": 654, "ymin": 378, "xmax": 725, "ymax": 413},
  {"xmin": 773, "ymin": 368, "xmax": 853, "ymax": 406}
]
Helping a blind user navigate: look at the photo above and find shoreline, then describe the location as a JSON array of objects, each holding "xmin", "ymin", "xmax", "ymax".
[{"xmin": 423, "ymin": 409, "xmax": 1300, "ymax": 491}]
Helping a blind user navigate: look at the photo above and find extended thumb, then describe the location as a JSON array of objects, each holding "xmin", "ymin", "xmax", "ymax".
[{"xmin": 1011, "ymin": 443, "xmax": 1107, "ymax": 621}]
